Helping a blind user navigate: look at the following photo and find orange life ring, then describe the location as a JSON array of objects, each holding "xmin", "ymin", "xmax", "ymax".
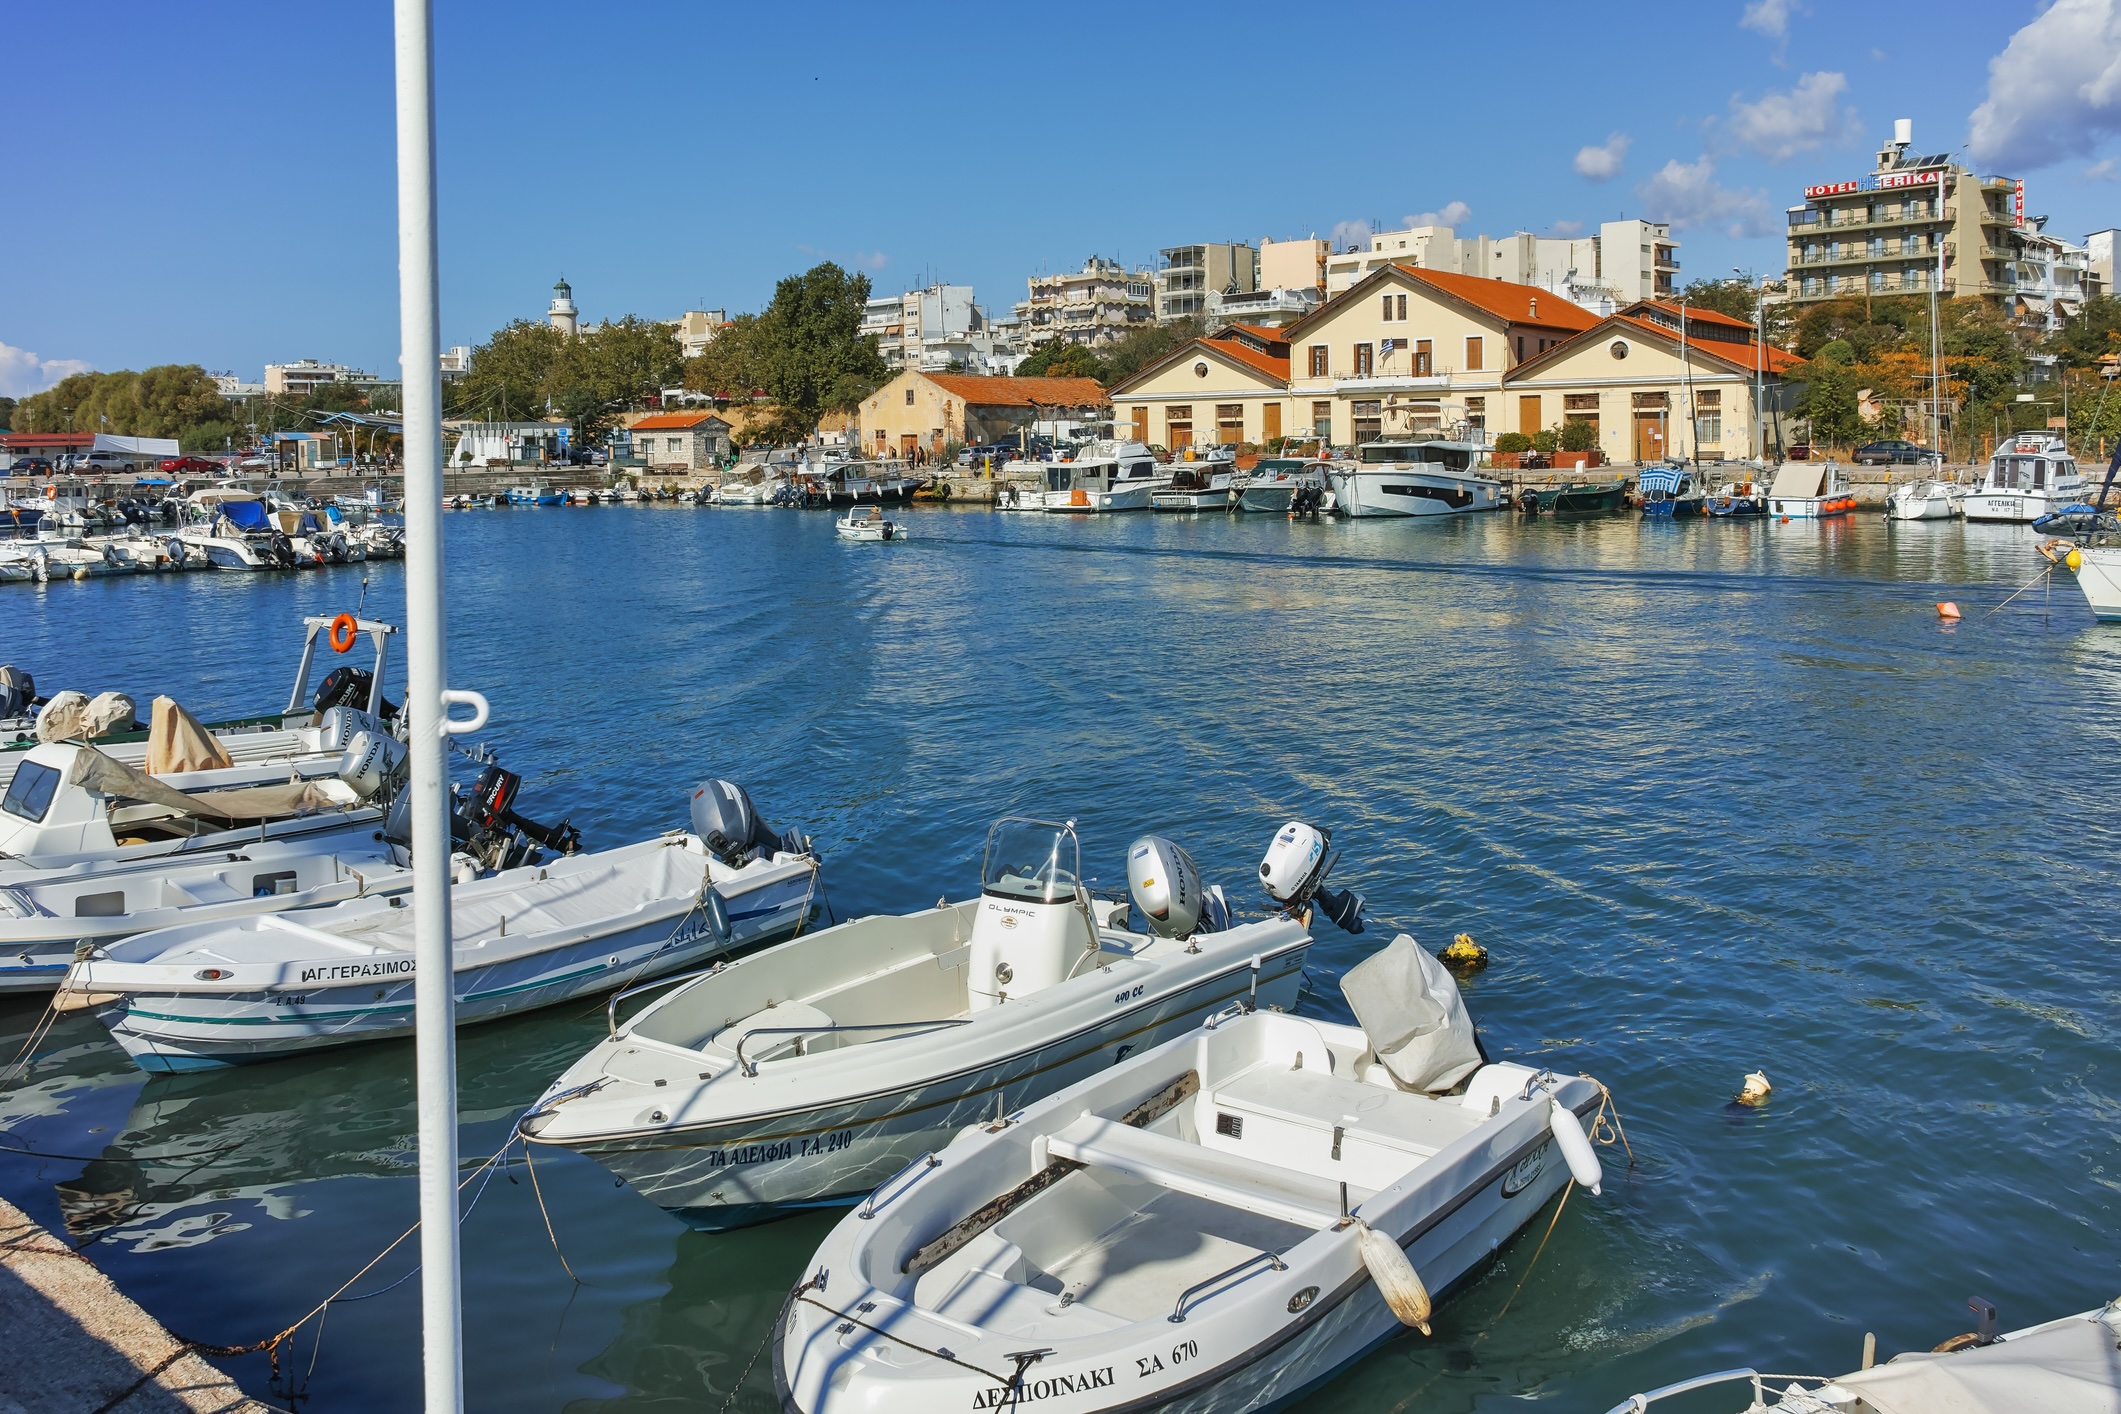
[{"xmin": 329, "ymin": 613, "xmax": 359, "ymax": 653}]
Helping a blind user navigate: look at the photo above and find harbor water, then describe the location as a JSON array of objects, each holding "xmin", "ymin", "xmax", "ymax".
[{"xmin": 2, "ymin": 504, "xmax": 2116, "ymax": 1411}]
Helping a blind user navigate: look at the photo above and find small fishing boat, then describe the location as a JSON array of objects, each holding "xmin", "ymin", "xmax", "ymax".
[
  {"xmin": 836, "ymin": 507, "xmax": 906, "ymax": 541},
  {"xmin": 1603, "ymin": 1295, "xmax": 2121, "ymax": 1413},
  {"xmin": 519, "ymin": 819, "xmax": 1364, "ymax": 1229},
  {"xmin": 1149, "ymin": 465, "xmax": 1234, "ymax": 512},
  {"xmin": 1325, "ymin": 441, "xmax": 1503, "ymax": 518},
  {"xmin": 1965, "ymin": 433, "xmax": 2084, "ymax": 524},
  {"xmin": 69, "ymin": 776, "xmax": 822, "ymax": 1071},
  {"xmin": 1703, "ymin": 471, "xmax": 1770, "ymax": 518},
  {"xmin": 1639, "ymin": 462, "xmax": 1706, "ymax": 518},
  {"xmin": 1767, "ymin": 460, "xmax": 1857, "ymax": 518},
  {"xmin": 775, "ymin": 934, "xmax": 1611, "ymax": 1414},
  {"xmin": 1885, "ymin": 476, "xmax": 1961, "ymax": 521},
  {"xmin": 1521, "ymin": 479, "xmax": 1630, "ymax": 515},
  {"xmin": 507, "ymin": 481, "xmax": 565, "ymax": 507}
]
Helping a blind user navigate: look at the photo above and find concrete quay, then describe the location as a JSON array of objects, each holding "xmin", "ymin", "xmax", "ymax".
[{"xmin": 0, "ymin": 1196, "xmax": 273, "ymax": 1414}]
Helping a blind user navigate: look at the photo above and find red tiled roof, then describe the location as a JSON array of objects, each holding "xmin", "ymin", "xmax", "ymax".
[
  {"xmin": 1543, "ymin": 314, "xmax": 1801, "ymax": 376},
  {"xmin": 1220, "ymin": 323, "xmax": 1289, "ymax": 345},
  {"xmin": 1393, "ymin": 265, "xmax": 1600, "ymax": 332},
  {"xmin": 1634, "ymin": 298, "xmax": 1755, "ymax": 331},
  {"xmin": 1200, "ymin": 337, "xmax": 1291, "ymax": 381},
  {"xmin": 924, "ymin": 374, "xmax": 1109, "ymax": 406},
  {"xmin": 629, "ymin": 411, "xmax": 729, "ymax": 430}
]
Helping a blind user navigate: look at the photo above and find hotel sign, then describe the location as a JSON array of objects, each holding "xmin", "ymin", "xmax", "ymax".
[{"xmin": 1804, "ymin": 168, "xmax": 1945, "ymax": 200}]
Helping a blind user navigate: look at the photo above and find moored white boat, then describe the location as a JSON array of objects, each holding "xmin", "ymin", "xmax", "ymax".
[
  {"xmin": 69, "ymin": 777, "xmax": 823, "ymax": 1071},
  {"xmin": 1885, "ymin": 476, "xmax": 1960, "ymax": 521},
  {"xmin": 1325, "ymin": 441, "xmax": 1503, "ymax": 517},
  {"xmin": 1767, "ymin": 460, "xmax": 1858, "ymax": 518},
  {"xmin": 1964, "ymin": 433, "xmax": 2083, "ymax": 524},
  {"xmin": 1038, "ymin": 442, "xmax": 1171, "ymax": 512},
  {"xmin": 775, "ymin": 935, "xmax": 1611, "ymax": 1414},
  {"xmin": 518, "ymin": 818, "xmax": 1358, "ymax": 1229}
]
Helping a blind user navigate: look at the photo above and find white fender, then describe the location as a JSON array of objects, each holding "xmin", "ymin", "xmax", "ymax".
[
  {"xmin": 1356, "ymin": 1220, "xmax": 1432, "ymax": 1335},
  {"xmin": 1550, "ymin": 1098, "xmax": 1603, "ymax": 1196}
]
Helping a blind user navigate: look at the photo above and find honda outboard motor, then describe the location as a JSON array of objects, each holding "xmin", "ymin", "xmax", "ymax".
[
  {"xmin": 1126, "ymin": 835, "xmax": 1229, "ymax": 939},
  {"xmin": 337, "ymin": 729, "xmax": 408, "ymax": 800},
  {"xmin": 1259, "ymin": 821, "xmax": 1365, "ymax": 933},
  {"xmin": 689, "ymin": 779, "xmax": 805, "ymax": 866}
]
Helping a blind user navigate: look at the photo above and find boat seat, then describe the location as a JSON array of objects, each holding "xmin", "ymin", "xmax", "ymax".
[
  {"xmin": 708, "ymin": 1000, "xmax": 835, "ymax": 1061},
  {"xmin": 1042, "ymin": 1115, "xmax": 1353, "ymax": 1231},
  {"xmin": 1211, "ymin": 1066, "xmax": 1484, "ymax": 1158}
]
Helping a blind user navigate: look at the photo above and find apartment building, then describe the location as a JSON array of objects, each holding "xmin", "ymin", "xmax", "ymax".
[
  {"xmin": 1260, "ymin": 237, "xmax": 1328, "ymax": 298},
  {"xmin": 675, "ymin": 310, "xmax": 729, "ymax": 359},
  {"xmin": 263, "ymin": 360, "xmax": 370, "ymax": 397},
  {"xmin": 1155, "ymin": 243, "xmax": 1258, "ymax": 322},
  {"xmin": 1015, "ymin": 257, "xmax": 1155, "ymax": 348},
  {"xmin": 1325, "ymin": 221, "xmax": 1676, "ymax": 307}
]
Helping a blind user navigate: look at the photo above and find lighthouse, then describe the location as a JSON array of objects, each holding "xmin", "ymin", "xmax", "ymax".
[{"xmin": 548, "ymin": 277, "xmax": 578, "ymax": 337}]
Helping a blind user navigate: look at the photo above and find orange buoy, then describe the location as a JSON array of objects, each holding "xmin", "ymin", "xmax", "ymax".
[
  {"xmin": 1936, "ymin": 602, "xmax": 1962, "ymax": 621},
  {"xmin": 328, "ymin": 612, "xmax": 359, "ymax": 653}
]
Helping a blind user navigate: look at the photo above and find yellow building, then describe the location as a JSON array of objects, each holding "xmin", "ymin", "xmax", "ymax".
[
  {"xmin": 1280, "ymin": 265, "xmax": 1601, "ymax": 445},
  {"xmin": 1107, "ymin": 326, "xmax": 1292, "ymax": 450},
  {"xmin": 1503, "ymin": 301, "xmax": 1801, "ymax": 462},
  {"xmin": 856, "ymin": 371, "xmax": 1109, "ymax": 460}
]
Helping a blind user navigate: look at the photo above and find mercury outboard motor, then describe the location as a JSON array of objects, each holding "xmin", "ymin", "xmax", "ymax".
[
  {"xmin": 1259, "ymin": 821, "xmax": 1366, "ymax": 933},
  {"xmin": 689, "ymin": 779, "xmax": 806, "ymax": 867},
  {"xmin": 1126, "ymin": 835, "xmax": 1229, "ymax": 940},
  {"xmin": 446, "ymin": 765, "xmax": 581, "ymax": 872}
]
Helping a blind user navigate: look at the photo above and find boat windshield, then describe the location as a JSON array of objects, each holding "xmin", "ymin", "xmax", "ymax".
[{"xmin": 981, "ymin": 818, "xmax": 1082, "ymax": 904}]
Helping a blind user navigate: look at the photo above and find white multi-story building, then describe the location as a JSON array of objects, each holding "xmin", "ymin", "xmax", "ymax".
[
  {"xmin": 1155, "ymin": 243, "xmax": 1258, "ymax": 323},
  {"xmin": 263, "ymin": 360, "xmax": 371, "ymax": 397},
  {"xmin": 857, "ymin": 283, "xmax": 1015, "ymax": 372},
  {"xmin": 1323, "ymin": 220, "xmax": 1676, "ymax": 310},
  {"xmin": 1015, "ymin": 256, "xmax": 1155, "ymax": 348}
]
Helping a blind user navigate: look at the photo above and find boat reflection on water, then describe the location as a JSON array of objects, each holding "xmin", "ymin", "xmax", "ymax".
[{"xmin": 50, "ymin": 1010, "xmax": 604, "ymax": 1245}]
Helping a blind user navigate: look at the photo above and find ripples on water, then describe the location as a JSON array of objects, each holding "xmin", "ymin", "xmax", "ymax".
[{"xmin": 2, "ymin": 505, "xmax": 2116, "ymax": 1411}]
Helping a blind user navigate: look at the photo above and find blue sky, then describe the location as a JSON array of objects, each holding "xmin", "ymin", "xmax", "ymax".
[{"xmin": 6, "ymin": 0, "xmax": 2121, "ymax": 394}]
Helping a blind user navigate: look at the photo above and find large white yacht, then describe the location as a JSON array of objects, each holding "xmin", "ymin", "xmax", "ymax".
[
  {"xmin": 1325, "ymin": 439, "xmax": 1505, "ymax": 518},
  {"xmin": 1964, "ymin": 433, "xmax": 2083, "ymax": 523},
  {"xmin": 1039, "ymin": 441, "xmax": 1170, "ymax": 512}
]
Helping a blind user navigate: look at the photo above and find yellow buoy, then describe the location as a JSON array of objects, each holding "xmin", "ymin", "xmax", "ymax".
[
  {"xmin": 1439, "ymin": 933, "xmax": 1488, "ymax": 970},
  {"xmin": 2067, "ymin": 547, "xmax": 2084, "ymax": 572}
]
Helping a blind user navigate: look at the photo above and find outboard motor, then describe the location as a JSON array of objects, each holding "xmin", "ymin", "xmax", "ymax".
[
  {"xmin": 1259, "ymin": 821, "xmax": 1366, "ymax": 933},
  {"xmin": 1126, "ymin": 835, "xmax": 1229, "ymax": 939},
  {"xmin": 337, "ymin": 729, "xmax": 408, "ymax": 800},
  {"xmin": 450, "ymin": 764, "xmax": 581, "ymax": 872},
  {"xmin": 314, "ymin": 665, "xmax": 399, "ymax": 723},
  {"xmin": 269, "ymin": 531, "xmax": 297, "ymax": 567},
  {"xmin": 689, "ymin": 779, "xmax": 805, "ymax": 866},
  {"xmin": 0, "ymin": 666, "xmax": 36, "ymax": 722}
]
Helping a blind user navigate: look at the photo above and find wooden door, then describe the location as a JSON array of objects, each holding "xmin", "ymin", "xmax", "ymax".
[
  {"xmin": 1633, "ymin": 414, "xmax": 1664, "ymax": 463},
  {"xmin": 1518, "ymin": 395, "xmax": 1541, "ymax": 437},
  {"xmin": 900, "ymin": 434, "xmax": 917, "ymax": 458},
  {"xmin": 1263, "ymin": 403, "xmax": 1282, "ymax": 441},
  {"xmin": 1131, "ymin": 408, "xmax": 1149, "ymax": 442},
  {"xmin": 1170, "ymin": 424, "xmax": 1193, "ymax": 449}
]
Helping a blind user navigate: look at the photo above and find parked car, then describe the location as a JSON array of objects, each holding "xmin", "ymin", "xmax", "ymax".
[
  {"xmin": 8, "ymin": 457, "xmax": 53, "ymax": 476},
  {"xmin": 159, "ymin": 455, "xmax": 221, "ymax": 476},
  {"xmin": 80, "ymin": 451, "xmax": 138, "ymax": 475},
  {"xmin": 1786, "ymin": 441, "xmax": 1812, "ymax": 461},
  {"xmin": 1853, "ymin": 439, "xmax": 1939, "ymax": 465},
  {"xmin": 957, "ymin": 442, "xmax": 1018, "ymax": 468}
]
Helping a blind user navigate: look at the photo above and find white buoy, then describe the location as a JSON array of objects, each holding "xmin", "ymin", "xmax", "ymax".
[
  {"xmin": 1356, "ymin": 1221, "xmax": 1432, "ymax": 1335},
  {"xmin": 1550, "ymin": 1098, "xmax": 1603, "ymax": 1195},
  {"xmin": 1739, "ymin": 1070, "xmax": 1772, "ymax": 1105}
]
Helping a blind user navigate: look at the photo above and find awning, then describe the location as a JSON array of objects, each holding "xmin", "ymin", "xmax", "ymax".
[{"xmin": 1770, "ymin": 463, "xmax": 1829, "ymax": 499}]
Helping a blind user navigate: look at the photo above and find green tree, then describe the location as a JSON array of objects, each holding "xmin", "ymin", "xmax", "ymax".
[
  {"xmin": 1678, "ymin": 278, "xmax": 1756, "ymax": 324},
  {"xmin": 451, "ymin": 319, "xmax": 566, "ymax": 422},
  {"xmin": 1559, "ymin": 418, "xmax": 1599, "ymax": 452},
  {"xmin": 2048, "ymin": 296, "xmax": 2121, "ymax": 370},
  {"xmin": 682, "ymin": 312, "xmax": 766, "ymax": 399},
  {"xmin": 0, "ymin": 396, "xmax": 15, "ymax": 431},
  {"xmin": 1100, "ymin": 318, "xmax": 1204, "ymax": 384},
  {"xmin": 546, "ymin": 315, "xmax": 684, "ymax": 442},
  {"xmin": 1015, "ymin": 340, "xmax": 1106, "ymax": 380},
  {"xmin": 13, "ymin": 365, "xmax": 231, "ymax": 439},
  {"xmin": 753, "ymin": 262, "xmax": 887, "ymax": 426}
]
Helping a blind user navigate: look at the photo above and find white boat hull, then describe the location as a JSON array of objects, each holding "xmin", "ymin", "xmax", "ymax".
[
  {"xmin": 1044, "ymin": 483, "xmax": 1161, "ymax": 513},
  {"xmin": 1150, "ymin": 490, "xmax": 1230, "ymax": 512},
  {"xmin": 1885, "ymin": 483, "xmax": 1958, "ymax": 521},
  {"xmin": 2063, "ymin": 546, "xmax": 2121, "ymax": 621},
  {"xmin": 1327, "ymin": 468, "xmax": 1503, "ymax": 518},
  {"xmin": 1965, "ymin": 489, "xmax": 2067, "ymax": 523}
]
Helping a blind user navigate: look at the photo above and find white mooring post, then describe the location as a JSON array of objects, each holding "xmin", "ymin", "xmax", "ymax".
[{"xmin": 392, "ymin": 2, "xmax": 484, "ymax": 1409}]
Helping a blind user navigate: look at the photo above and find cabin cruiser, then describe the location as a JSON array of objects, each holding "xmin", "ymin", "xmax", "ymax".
[
  {"xmin": 177, "ymin": 490, "xmax": 287, "ymax": 569},
  {"xmin": 1965, "ymin": 433, "xmax": 2083, "ymax": 523},
  {"xmin": 507, "ymin": 481, "xmax": 565, "ymax": 506},
  {"xmin": 72, "ymin": 776, "xmax": 821, "ymax": 1072},
  {"xmin": 1, "ymin": 614, "xmax": 401, "ymax": 796},
  {"xmin": 1325, "ymin": 440, "xmax": 1503, "ymax": 517},
  {"xmin": 777, "ymin": 934, "xmax": 1612, "ymax": 1414},
  {"xmin": 519, "ymin": 818, "xmax": 1365, "ymax": 1229},
  {"xmin": 1150, "ymin": 464, "xmax": 1236, "ymax": 512},
  {"xmin": 1767, "ymin": 460, "xmax": 1858, "ymax": 518},
  {"xmin": 810, "ymin": 456, "xmax": 923, "ymax": 506},
  {"xmin": 1039, "ymin": 442, "xmax": 1171, "ymax": 512}
]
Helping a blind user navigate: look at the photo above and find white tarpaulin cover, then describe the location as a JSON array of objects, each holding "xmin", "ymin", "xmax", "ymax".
[
  {"xmin": 1797, "ymin": 1309, "xmax": 2121, "ymax": 1414},
  {"xmin": 34, "ymin": 691, "xmax": 90, "ymax": 743},
  {"xmin": 145, "ymin": 696, "xmax": 233, "ymax": 775},
  {"xmin": 1770, "ymin": 462, "xmax": 1831, "ymax": 499},
  {"xmin": 1339, "ymin": 933, "xmax": 1483, "ymax": 1093}
]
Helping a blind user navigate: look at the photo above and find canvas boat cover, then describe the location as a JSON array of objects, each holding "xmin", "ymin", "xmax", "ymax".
[
  {"xmin": 1782, "ymin": 1308, "xmax": 2121, "ymax": 1414},
  {"xmin": 82, "ymin": 692, "xmax": 138, "ymax": 737},
  {"xmin": 1339, "ymin": 933, "xmax": 1483, "ymax": 1093},
  {"xmin": 34, "ymin": 691, "xmax": 90, "ymax": 742},
  {"xmin": 222, "ymin": 501, "xmax": 270, "ymax": 532},
  {"xmin": 1771, "ymin": 462, "xmax": 1831, "ymax": 499},
  {"xmin": 1638, "ymin": 463, "xmax": 1688, "ymax": 495},
  {"xmin": 145, "ymin": 696, "xmax": 234, "ymax": 775},
  {"xmin": 69, "ymin": 746, "xmax": 342, "ymax": 822}
]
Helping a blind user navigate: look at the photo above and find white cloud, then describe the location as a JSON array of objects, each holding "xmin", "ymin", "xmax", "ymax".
[
  {"xmin": 0, "ymin": 342, "xmax": 92, "ymax": 398},
  {"xmin": 2090, "ymin": 157, "xmax": 2120, "ymax": 180},
  {"xmin": 1551, "ymin": 219, "xmax": 1586, "ymax": 237},
  {"xmin": 1740, "ymin": 0, "xmax": 1796, "ymax": 41},
  {"xmin": 1727, "ymin": 72, "xmax": 1858, "ymax": 161},
  {"xmin": 1969, "ymin": 0, "xmax": 2121, "ymax": 170},
  {"xmin": 1329, "ymin": 219, "xmax": 1372, "ymax": 250},
  {"xmin": 1574, "ymin": 133, "xmax": 1631, "ymax": 181},
  {"xmin": 1403, "ymin": 201, "xmax": 1471, "ymax": 229},
  {"xmin": 1634, "ymin": 156, "xmax": 1774, "ymax": 238}
]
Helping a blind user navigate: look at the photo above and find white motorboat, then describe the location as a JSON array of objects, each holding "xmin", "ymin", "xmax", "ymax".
[
  {"xmin": 836, "ymin": 507, "xmax": 907, "ymax": 541},
  {"xmin": 518, "ymin": 819, "xmax": 1362, "ymax": 1229},
  {"xmin": 1964, "ymin": 433, "xmax": 2084, "ymax": 524},
  {"xmin": 1326, "ymin": 441, "xmax": 1504, "ymax": 517},
  {"xmin": 1884, "ymin": 476, "xmax": 1960, "ymax": 521},
  {"xmin": 1, "ymin": 733, "xmax": 414, "ymax": 994},
  {"xmin": 1766, "ymin": 460, "xmax": 1859, "ymax": 519},
  {"xmin": 809, "ymin": 457, "xmax": 923, "ymax": 506},
  {"xmin": 69, "ymin": 776, "xmax": 822, "ymax": 1072},
  {"xmin": 776, "ymin": 935, "xmax": 1612, "ymax": 1414},
  {"xmin": 1, "ymin": 613, "xmax": 400, "ymax": 795},
  {"xmin": 1603, "ymin": 1296, "xmax": 2121, "ymax": 1414},
  {"xmin": 1039, "ymin": 442, "xmax": 1171, "ymax": 512},
  {"xmin": 2035, "ymin": 502, "xmax": 2121, "ymax": 621}
]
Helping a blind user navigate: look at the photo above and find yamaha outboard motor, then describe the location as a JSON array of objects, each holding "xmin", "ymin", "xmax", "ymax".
[
  {"xmin": 1259, "ymin": 821, "xmax": 1366, "ymax": 933},
  {"xmin": 689, "ymin": 779, "xmax": 806, "ymax": 867},
  {"xmin": 1126, "ymin": 835, "xmax": 1229, "ymax": 940}
]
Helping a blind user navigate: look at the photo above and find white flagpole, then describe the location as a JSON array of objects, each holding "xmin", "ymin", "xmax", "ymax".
[{"xmin": 391, "ymin": 3, "xmax": 475, "ymax": 1410}]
